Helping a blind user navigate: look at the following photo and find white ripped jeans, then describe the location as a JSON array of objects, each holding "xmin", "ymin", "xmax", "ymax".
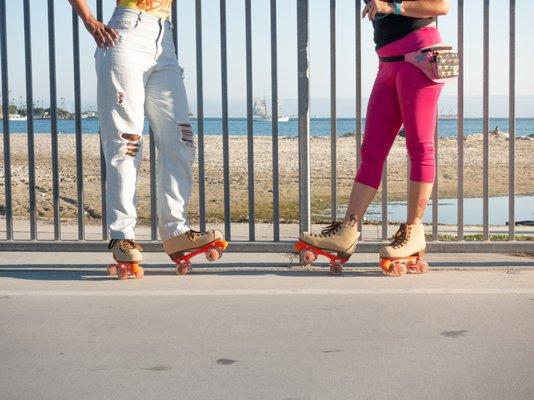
[{"xmin": 96, "ymin": 7, "xmax": 195, "ymax": 241}]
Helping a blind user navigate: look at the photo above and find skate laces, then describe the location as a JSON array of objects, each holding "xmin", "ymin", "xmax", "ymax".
[
  {"xmin": 108, "ymin": 239, "xmax": 143, "ymax": 252},
  {"xmin": 317, "ymin": 221, "xmax": 342, "ymax": 237},
  {"xmin": 187, "ymin": 229, "xmax": 206, "ymax": 240},
  {"xmin": 390, "ymin": 224, "xmax": 409, "ymax": 249}
]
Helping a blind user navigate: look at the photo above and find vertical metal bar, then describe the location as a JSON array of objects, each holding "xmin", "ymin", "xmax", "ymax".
[
  {"xmin": 330, "ymin": 0, "xmax": 336, "ymax": 221},
  {"xmin": 297, "ymin": 0, "xmax": 310, "ymax": 233},
  {"xmin": 195, "ymin": 0, "xmax": 206, "ymax": 232},
  {"xmin": 381, "ymin": 167, "xmax": 388, "ymax": 241},
  {"xmin": 172, "ymin": 0, "xmax": 178, "ymax": 52},
  {"xmin": 99, "ymin": 137, "xmax": 107, "ymax": 240},
  {"xmin": 457, "ymin": 0, "xmax": 464, "ymax": 241},
  {"xmin": 431, "ymin": 16, "xmax": 440, "ymax": 242},
  {"xmin": 355, "ymin": 0, "xmax": 363, "ymax": 235},
  {"xmin": 149, "ymin": 128, "xmax": 157, "ymax": 240},
  {"xmin": 270, "ymin": 0, "xmax": 280, "ymax": 241},
  {"xmin": 0, "ymin": 0, "xmax": 12, "ymax": 240},
  {"xmin": 72, "ymin": 10, "xmax": 84, "ymax": 240},
  {"xmin": 23, "ymin": 0, "xmax": 36, "ymax": 240},
  {"xmin": 245, "ymin": 0, "xmax": 255, "ymax": 240},
  {"xmin": 96, "ymin": 0, "xmax": 107, "ymax": 240},
  {"xmin": 508, "ymin": 0, "xmax": 515, "ymax": 240},
  {"xmin": 48, "ymin": 0, "xmax": 60, "ymax": 240},
  {"xmin": 220, "ymin": 0, "xmax": 231, "ymax": 240},
  {"xmin": 482, "ymin": 0, "xmax": 489, "ymax": 240},
  {"xmin": 432, "ymin": 118, "xmax": 438, "ymax": 241}
]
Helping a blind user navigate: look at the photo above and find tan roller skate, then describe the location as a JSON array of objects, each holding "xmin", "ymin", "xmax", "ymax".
[
  {"xmin": 379, "ymin": 223, "xmax": 428, "ymax": 277},
  {"xmin": 294, "ymin": 221, "xmax": 360, "ymax": 276},
  {"xmin": 164, "ymin": 229, "xmax": 228, "ymax": 275},
  {"xmin": 107, "ymin": 239, "xmax": 144, "ymax": 280}
]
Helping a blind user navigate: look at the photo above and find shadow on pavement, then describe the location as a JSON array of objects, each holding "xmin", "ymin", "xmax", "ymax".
[{"xmin": 0, "ymin": 267, "xmax": 385, "ymax": 281}]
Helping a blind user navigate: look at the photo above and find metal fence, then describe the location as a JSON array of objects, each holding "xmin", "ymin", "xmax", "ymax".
[{"xmin": 0, "ymin": 0, "xmax": 532, "ymax": 254}]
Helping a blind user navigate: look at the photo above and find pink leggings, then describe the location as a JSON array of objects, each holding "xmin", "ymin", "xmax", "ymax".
[{"xmin": 355, "ymin": 26, "xmax": 444, "ymax": 189}]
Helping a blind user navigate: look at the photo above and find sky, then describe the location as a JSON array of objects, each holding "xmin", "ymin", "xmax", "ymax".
[{"xmin": 2, "ymin": 0, "xmax": 534, "ymax": 117}]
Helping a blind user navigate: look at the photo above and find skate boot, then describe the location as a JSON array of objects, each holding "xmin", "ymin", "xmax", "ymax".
[
  {"xmin": 107, "ymin": 239, "xmax": 144, "ymax": 280},
  {"xmin": 294, "ymin": 221, "xmax": 360, "ymax": 275},
  {"xmin": 379, "ymin": 223, "xmax": 428, "ymax": 277},
  {"xmin": 164, "ymin": 229, "xmax": 228, "ymax": 275}
]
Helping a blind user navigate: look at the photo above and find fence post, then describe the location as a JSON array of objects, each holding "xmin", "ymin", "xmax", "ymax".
[{"xmin": 297, "ymin": 0, "xmax": 310, "ymax": 233}]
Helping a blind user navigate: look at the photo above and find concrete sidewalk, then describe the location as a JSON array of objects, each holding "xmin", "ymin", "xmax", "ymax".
[{"xmin": 1, "ymin": 266, "xmax": 533, "ymax": 400}]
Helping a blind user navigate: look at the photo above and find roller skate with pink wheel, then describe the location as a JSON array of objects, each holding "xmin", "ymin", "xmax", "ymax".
[
  {"xmin": 164, "ymin": 229, "xmax": 228, "ymax": 275},
  {"xmin": 107, "ymin": 239, "xmax": 144, "ymax": 280},
  {"xmin": 379, "ymin": 223, "xmax": 429, "ymax": 277},
  {"xmin": 294, "ymin": 220, "xmax": 360, "ymax": 276}
]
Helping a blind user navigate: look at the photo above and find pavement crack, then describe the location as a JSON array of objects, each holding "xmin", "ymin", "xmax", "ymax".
[
  {"xmin": 216, "ymin": 358, "xmax": 237, "ymax": 365},
  {"xmin": 440, "ymin": 330, "xmax": 468, "ymax": 338}
]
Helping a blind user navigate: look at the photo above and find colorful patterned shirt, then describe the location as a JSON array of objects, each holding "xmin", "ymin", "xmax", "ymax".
[{"xmin": 118, "ymin": 0, "xmax": 172, "ymax": 20}]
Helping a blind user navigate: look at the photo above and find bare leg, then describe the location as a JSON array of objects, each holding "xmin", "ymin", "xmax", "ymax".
[
  {"xmin": 406, "ymin": 181, "xmax": 433, "ymax": 224},
  {"xmin": 343, "ymin": 182, "xmax": 378, "ymax": 226}
]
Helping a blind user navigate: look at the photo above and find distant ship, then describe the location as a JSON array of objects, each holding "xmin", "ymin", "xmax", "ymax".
[
  {"xmin": 438, "ymin": 107, "xmax": 457, "ymax": 120},
  {"xmin": 8, "ymin": 114, "xmax": 27, "ymax": 121},
  {"xmin": 253, "ymin": 97, "xmax": 289, "ymax": 122}
]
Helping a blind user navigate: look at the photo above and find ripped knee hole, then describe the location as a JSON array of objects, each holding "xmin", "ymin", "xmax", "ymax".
[
  {"xmin": 121, "ymin": 133, "xmax": 141, "ymax": 157},
  {"xmin": 178, "ymin": 123, "xmax": 194, "ymax": 145}
]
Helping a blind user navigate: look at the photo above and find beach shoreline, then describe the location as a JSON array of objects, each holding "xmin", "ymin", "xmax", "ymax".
[{"xmin": 0, "ymin": 133, "xmax": 532, "ymax": 224}]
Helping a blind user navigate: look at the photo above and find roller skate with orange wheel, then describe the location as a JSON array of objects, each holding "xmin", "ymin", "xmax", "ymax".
[
  {"xmin": 107, "ymin": 239, "xmax": 144, "ymax": 280},
  {"xmin": 295, "ymin": 220, "xmax": 359, "ymax": 276},
  {"xmin": 164, "ymin": 229, "xmax": 228, "ymax": 275},
  {"xmin": 379, "ymin": 223, "xmax": 428, "ymax": 277}
]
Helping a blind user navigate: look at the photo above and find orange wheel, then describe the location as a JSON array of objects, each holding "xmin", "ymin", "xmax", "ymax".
[
  {"xmin": 330, "ymin": 262, "xmax": 343, "ymax": 276},
  {"xmin": 299, "ymin": 249, "xmax": 316, "ymax": 265},
  {"xmin": 176, "ymin": 261, "xmax": 192, "ymax": 275},
  {"xmin": 117, "ymin": 264, "xmax": 129, "ymax": 280},
  {"xmin": 206, "ymin": 247, "xmax": 221, "ymax": 262},
  {"xmin": 107, "ymin": 264, "xmax": 117, "ymax": 276},
  {"xmin": 379, "ymin": 258, "xmax": 392, "ymax": 275},
  {"xmin": 132, "ymin": 264, "xmax": 144, "ymax": 279}
]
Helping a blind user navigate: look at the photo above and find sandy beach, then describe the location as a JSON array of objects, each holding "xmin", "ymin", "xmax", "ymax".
[{"xmin": 0, "ymin": 133, "xmax": 532, "ymax": 224}]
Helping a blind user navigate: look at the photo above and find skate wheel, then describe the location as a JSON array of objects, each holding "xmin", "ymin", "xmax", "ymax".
[
  {"xmin": 176, "ymin": 261, "xmax": 192, "ymax": 275},
  {"xmin": 131, "ymin": 264, "xmax": 144, "ymax": 279},
  {"xmin": 390, "ymin": 261, "xmax": 407, "ymax": 277},
  {"xmin": 411, "ymin": 260, "xmax": 429, "ymax": 274},
  {"xmin": 134, "ymin": 269, "xmax": 144, "ymax": 279},
  {"xmin": 329, "ymin": 262, "xmax": 343, "ymax": 276},
  {"xmin": 117, "ymin": 264, "xmax": 129, "ymax": 280},
  {"xmin": 206, "ymin": 247, "xmax": 221, "ymax": 262},
  {"xmin": 300, "ymin": 249, "xmax": 316, "ymax": 266},
  {"xmin": 107, "ymin": 264, "xmax": 117, "ymax": 276},
  {"xmin": 379, "ymin": 258, "xmax": 392, "ymax": 274}
]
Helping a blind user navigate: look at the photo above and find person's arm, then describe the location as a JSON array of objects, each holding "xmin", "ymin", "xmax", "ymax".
[
  {"xmin": 68, "ymin": 0, "xmax": 118, "ymax": 48},
  {"xmin": 363, "ymin": 0, "xmax": 450, "ymax": 21}
]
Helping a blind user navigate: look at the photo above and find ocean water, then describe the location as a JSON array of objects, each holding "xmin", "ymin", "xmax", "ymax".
[
  {"xmin": 4, "ymin": 117, "xmax": 534, "ymax": 137},
  {"xmin": 361, "ymin": 195, "xmax": 534, "ymax": 226}
]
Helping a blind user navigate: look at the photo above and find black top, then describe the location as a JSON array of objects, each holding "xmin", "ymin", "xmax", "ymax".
[{"xmin": 364, "ymin": 1, "xmax": 434, "ymax": 49}]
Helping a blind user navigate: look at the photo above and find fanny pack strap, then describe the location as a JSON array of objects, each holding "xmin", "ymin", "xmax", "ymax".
[
  {"xmin": 379, "ymin": 55, "xmax": 405, "ymax": 62},
  {"xmin": 380, "ymin": 46, "xmax": 453, "ymax": 63}
]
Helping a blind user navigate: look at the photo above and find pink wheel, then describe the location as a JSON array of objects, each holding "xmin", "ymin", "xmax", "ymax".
[
  {"xmin": 176, "ymin": 261, "xmax": 192, "ymax": 275},
  {"xmin": 107, "ymin": 264, "xmax": 117, "ymax": 276},
  {"xmin": 117, "ymin": 264, "xmax": 129, "ymax": 280},
  {"xmin": 390, "ymin": 261, "xmax": 407, "ymax": 277},
  {"xmin": 413, "ymin": 260, "xmax": 429, "ymax": 274},
  {"xmin": 330, "ymin": 262, "xmax": 343, "ymax": 276},
  {"xmin": 206, "ymin": 247, "xmax": 221, "ymax": 262},
  {"xmin": 300, "ymin": 249, "xmax": 316, "ymax": 265}
]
